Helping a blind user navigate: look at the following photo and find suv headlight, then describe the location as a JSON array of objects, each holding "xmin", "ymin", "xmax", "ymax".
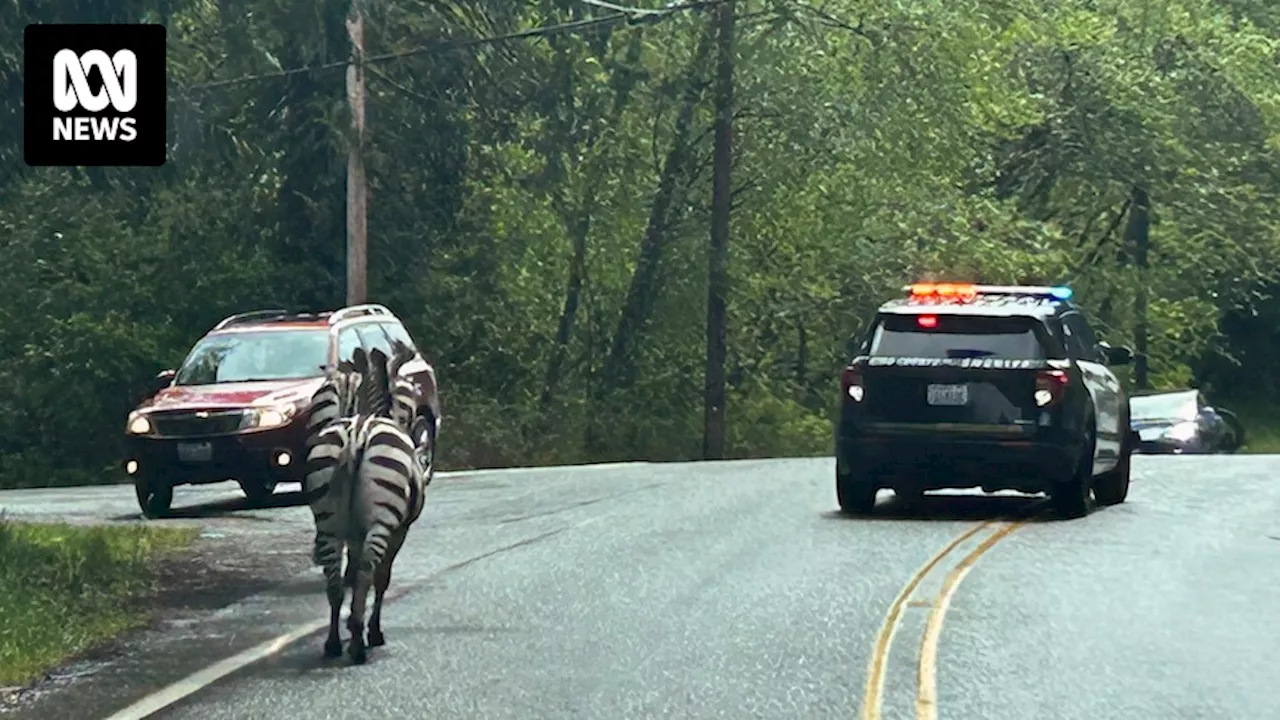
[
  {"xmin": 240, "ymin": 403, "xmax": 299, "ymax": 430},
  {"xmin": 126, "ymin": 411, "xmax": 153, "ymax": 435},
  {"xmin": 1163, "ymin": 421, "xmax": 1197, "ymax": 442}
]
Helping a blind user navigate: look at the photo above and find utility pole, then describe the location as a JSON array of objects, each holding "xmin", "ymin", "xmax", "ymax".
[
  {"xmin": 703, "ymin": 0, "xmax": 735, "ymax": 460},
  {"xmin": 1131, "ymin": 185, "xmax": 1150, "ymax": 389},
  {"xmin": 345, "ymin": 0, "xmax": 368, "ymax": 305}
]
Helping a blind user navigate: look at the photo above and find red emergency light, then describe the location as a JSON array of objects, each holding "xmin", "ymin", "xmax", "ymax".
[
  {"xmin": 908, "ymin": 283, "xmax": 978, "ymax": 302},
  {"xmin": 917, "ymin": 315, "xmax": 938, "ymax": 328}
]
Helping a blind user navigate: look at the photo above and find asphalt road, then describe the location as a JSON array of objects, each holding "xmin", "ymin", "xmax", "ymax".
[{"xmin": 3, "ymin": 456, "xmax": 1279, "ymax": 719}]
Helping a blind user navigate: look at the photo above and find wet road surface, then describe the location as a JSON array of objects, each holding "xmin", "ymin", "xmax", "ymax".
[{"xmin": 2, "ymin": 456, "xmax": 1278, "ymax": 719}]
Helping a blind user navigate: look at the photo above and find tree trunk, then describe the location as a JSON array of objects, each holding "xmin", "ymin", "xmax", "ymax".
[
  {"xmin": 541, "ymin": 32, "xmax": 645, "ymax": 411},
  {"xmin": 703, "ymin": 1, "xmax": 735, "ymax": 460},
  {"xmin": 600, "ymin": 22, "xmax": 715, "ymax": 392},
  {"xmin": 1124, "ymin": 184, "xmax": 1151, "ymax": 389}
]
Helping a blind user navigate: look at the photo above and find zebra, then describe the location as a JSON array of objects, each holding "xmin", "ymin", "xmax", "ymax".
[
  {"xmin": 302, "ymin": 343, "xmax": 427, "ymax": 585},
  {"xmin": 304, "ymin": 346, "xmax": 427, "ymax": 664}
]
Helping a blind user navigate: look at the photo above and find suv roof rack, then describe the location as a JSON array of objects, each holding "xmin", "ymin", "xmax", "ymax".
[
  {"xmin": 328, "ymin": 303, "xmax": 394, "ymax": 325},
  {"xmin": 212, "ymin": 308, "xmax": 292, "ymax": 331}
]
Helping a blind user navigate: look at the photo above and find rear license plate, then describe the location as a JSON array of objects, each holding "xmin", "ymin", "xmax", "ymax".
[
  {"xmin": 926, "ymin": 384, "xmax": 968, "ymax": 406},
  {"xmin": 177, "ymin": 441, "xmax": 212, "ymax": 463}
]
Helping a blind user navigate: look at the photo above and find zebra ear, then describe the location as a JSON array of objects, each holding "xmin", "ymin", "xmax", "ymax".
[{"xmin": 352, "ymin": 348, "xmax": 368, "ymax": 375}]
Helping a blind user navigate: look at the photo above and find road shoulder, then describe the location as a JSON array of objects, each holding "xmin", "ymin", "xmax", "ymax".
[{"xmin": 3, "ymin": 529, "xmax": 313, "ymax": 720}]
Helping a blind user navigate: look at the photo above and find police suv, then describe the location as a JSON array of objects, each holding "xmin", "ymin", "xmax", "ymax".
[{"xmin": 835, "ymin": 283, "xmax": 1137, "ymax": 519}]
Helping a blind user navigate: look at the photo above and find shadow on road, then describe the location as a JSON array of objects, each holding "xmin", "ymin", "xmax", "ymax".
[
  {"xmin": 247, "ymin": 623, "xmax": 521, "ymax": 678},
  {"xmin": 110, "ymin": 489, "xmax": 313, "ymax": 522},
  {"xmin": 822, "ymin": 491, "xmax": 1061, "ymax": 523}
]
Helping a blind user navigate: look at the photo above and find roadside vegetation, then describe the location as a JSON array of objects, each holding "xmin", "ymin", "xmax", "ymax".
[
  {"xmin": 0, "ymin": 519, "xmax": 196, "ymax": 687},
  {"xmin": 0, "ymin": 1, "xmax": 1278, "ymax": 490}
]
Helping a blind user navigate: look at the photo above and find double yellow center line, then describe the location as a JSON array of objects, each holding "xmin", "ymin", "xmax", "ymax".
[{"xmin": 860, "ymin": 504, "xmax": 1043, "ymax": 720}]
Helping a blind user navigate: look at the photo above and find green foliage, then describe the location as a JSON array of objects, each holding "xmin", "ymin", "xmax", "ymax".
[
  {"xmin": 2, "ymin": 0, "xmax": 1279, "ymax": 487},
  {"xmin": 0, "ymin": 519, "xmax": 196, "ymax": 686}
]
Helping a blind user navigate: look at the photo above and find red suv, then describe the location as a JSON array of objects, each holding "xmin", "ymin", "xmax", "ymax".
[{"xmin": 123, "ymin": 304, "xmax": 441, "ymax": 517}]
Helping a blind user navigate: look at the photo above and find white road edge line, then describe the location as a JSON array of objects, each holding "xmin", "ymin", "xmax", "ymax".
[
  {"xmin": 101, "ymin": 619, "xmax": 327, "ymax": 720},
  {"xmin": 436, "ymin": 460, "xmax": 650, "ymax": 478}
]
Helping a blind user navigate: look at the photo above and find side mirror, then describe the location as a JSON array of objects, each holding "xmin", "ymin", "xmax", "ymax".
[
  {"xmin": 154, "ymin": 369, "xmax": 176, "ymax": 393},
  {"xmin": 1098, "ymin": 342, "xmax": 1133, "ymax": 366},
  {"xmin": 135, "ymin": 369, "xmax": 175, "ymax": 405}
]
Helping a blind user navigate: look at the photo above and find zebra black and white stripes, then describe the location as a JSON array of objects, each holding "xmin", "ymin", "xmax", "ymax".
[{"xmin": 302, "ymin": 346, "xmax": 428, "ymax": 664}]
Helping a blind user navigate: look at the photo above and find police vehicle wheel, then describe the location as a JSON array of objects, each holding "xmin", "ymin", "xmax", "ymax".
[
  {"xmin": 1053, "ymin": 421, "xmax": 1096, "ymax": 519},
  {"xmin": 1095, "ymin": 419, "xmax": 1132, "ymax": 507},
  {"xmin": 836, "ymin": 470, "xmax": 877, "ymax": 515}
]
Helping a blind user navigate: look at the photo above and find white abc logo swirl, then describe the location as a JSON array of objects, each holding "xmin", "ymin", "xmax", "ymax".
[{"xmin": 52, "ymin": 49, "xmax": 137, "ymax": 113}]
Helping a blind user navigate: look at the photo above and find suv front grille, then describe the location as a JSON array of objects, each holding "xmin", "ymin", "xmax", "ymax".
[{"xmin": 149, "ymin": 409, "xmax": 247, "ymax": 437}]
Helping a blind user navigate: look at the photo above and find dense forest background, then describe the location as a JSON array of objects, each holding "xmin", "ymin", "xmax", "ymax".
[{"xmin": 1, "ymin": 0, "xmax": 1278, "ymax": 489}]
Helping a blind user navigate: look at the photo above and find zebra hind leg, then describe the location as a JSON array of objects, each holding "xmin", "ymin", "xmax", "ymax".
[
  {"xmin": 320, "ymin": 545, "xmax": 345, "ymax": 658},
  {"xmin": 346, "ymin": 564, "xmax": 373, "ymax": 665},
  {"xmin": 367, "ymin": 526, "xmax": 408, "ymax": 648}
]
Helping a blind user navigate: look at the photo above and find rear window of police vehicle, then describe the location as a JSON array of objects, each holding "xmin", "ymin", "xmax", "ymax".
[{"xmin": 869, "ymin": 314, "xmax": 1050, "ymax": 360}]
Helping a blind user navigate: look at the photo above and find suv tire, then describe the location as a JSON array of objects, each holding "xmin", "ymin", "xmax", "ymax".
[
  {"xmin": 135, "ymin": 479, "xmax": 173, "ymax": 518},
  {"xmin": 1054, "ymin": 421, "xmax": 1097, "ymax": 519},
  {"xmin": 836, "ymin": 468, "xmax": 877, "ymax": 515},
  {"xmin": 1095, "ymin": 426, "xmax": 1133, "ymax": 507},
  {"xmin": 411, "ymin": 414, "xmax": 436, "ymax": 482}
]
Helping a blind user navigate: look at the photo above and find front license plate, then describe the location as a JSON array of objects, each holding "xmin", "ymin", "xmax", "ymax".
[
  {"xmin": 926, "ymin": 383, "xmax": 968, "ymax": 406},
  {"xmin": 177, "ymin": 441, "xmax": 212, "ymax": 463}
]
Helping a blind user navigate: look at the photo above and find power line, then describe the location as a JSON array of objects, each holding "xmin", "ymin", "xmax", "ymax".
[{"xmin": 178, "ymin": 1, "xmax": 723, "ymax": 93}]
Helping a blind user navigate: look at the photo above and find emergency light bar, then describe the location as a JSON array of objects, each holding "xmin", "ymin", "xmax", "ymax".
[{"xmin": 904, "ymin": 283, "xmax": 1073, "ymax": 302}]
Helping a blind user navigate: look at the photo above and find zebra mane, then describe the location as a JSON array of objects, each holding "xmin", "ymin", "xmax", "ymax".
[
  {"xmin": 353, "ymin": 347, "xmax": 394, "ymax": 418},
  {"xmin": 328, "ymin": 357, "xmax": 364, "ymax": 418},
  {"xmin": 387, "ymin": 339, "xmax": 414, "ymax": 378}
]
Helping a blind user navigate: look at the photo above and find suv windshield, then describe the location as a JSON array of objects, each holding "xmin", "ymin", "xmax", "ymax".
[
  {"xmin": 1130, "ymin": 392, "xmax": 1198, "ymax": 421},
  {"xmin": 869, "ymin": 314, "xmax": 1050, "ymax": 359},
  {"xmin": 174, "ymin": 329, "xmax": 330, "ymax": 385}
]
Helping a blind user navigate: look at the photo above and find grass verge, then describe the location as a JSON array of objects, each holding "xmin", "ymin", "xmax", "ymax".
[{"xmin": 0, "ymin": 519, "xmax": 197, "ymax": 688}]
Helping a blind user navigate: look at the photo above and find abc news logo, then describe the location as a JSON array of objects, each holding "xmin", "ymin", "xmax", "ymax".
[
  {"xmin": 24, "ymin": 24, "xmax": 167, "ymax": 167},
  {"xmin": 53, "ymin": 49, "xmax": 140, "ymax": 142}
]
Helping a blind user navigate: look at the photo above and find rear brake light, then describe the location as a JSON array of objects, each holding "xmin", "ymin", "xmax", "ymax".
[
  {"xmin": 841, "ymin": 367, "xmax": 864, "ymax": 402},
  {"xmin": 1034, "ymin": 369, "xmax": 1068, "ymax": 407},
  {"xmin": 917, "ymin": 315, "xmax": 937, "ymax": 328}
]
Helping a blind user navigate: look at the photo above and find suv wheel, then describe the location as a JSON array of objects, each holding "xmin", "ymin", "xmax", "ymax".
[
  {"xmin": 1053, "ymin": 421, "xmax": 1097, "ymax": 519},
  {"xmin": 836, "ymin": 467, "xmax": 877, "ymax": 515},
  {"xmin": 1095, "ymin": 425, "xmax": 1133, "ymax": 507},
  {"xmin": 411, "ymin": 414, "xmax": 436, "ymax": 482},
  {"xmin": 239, "ymin": 477, "xmax": 278, "ymax": 506},
  {"xmin": 135, "ymin": 479, "xmax": 173, "ymax": 518}
]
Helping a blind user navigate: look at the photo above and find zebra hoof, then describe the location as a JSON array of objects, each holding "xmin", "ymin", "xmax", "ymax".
[
  {"xmin": 367, "ymin": 630, "xmax": 385, "ymax": 648},
  {"xmin": 323, "ymin": 638, "xmax": 343, "ymax": 658},
  {"xmin": 349, "ymin": 641, "xmax": 367, "ymax": 665}
]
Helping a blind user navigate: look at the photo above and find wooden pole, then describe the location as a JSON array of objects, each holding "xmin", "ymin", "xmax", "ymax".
[
  {"xmin": 703, "ymin": 0, "xmax": 735, "ymax": 460},
  {"xmin": 345, "ymin": 0, "xmax": 368, "ymax": 306}
]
